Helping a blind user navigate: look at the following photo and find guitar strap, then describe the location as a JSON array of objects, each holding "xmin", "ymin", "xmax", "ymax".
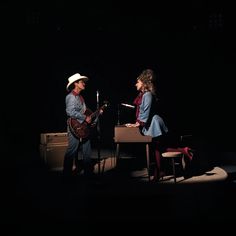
[{"xmin": 79, "ymin": 95, "xmax": 85, "ymax": 104}]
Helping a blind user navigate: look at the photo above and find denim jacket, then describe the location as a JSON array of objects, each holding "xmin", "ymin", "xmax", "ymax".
[{"xmin": 135, "ymin": 91, "xmax": 168, "ymax": 138}]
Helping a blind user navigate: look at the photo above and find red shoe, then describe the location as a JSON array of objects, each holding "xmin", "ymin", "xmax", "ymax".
[
  {"xmin": 159, "ymin": 171, "xmax": 166, "ymax": 178},
  {"xmin": 150, "ymin": 170, "xmax": 165, "ymax": 182}
]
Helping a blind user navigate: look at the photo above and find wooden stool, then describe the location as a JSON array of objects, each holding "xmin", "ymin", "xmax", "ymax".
[{"xmin": 161, "ymin": 151, "xmax": 183, "ymax": 183}]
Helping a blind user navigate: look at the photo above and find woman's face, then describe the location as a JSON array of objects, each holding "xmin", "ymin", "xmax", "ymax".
[{"xmin": 135, "ymin": 79, "xmax": 143, "ymax": 91}]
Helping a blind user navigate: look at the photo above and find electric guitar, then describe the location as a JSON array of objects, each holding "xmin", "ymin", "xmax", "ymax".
[{"xmin": 67, "ymin": 101, "xmax": 109, "ymax": 139}]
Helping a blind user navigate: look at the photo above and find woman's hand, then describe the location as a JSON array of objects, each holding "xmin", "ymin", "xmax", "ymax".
[{"xmin": 125, "ymin": 122, "xmax": 140, "ymax": 128}]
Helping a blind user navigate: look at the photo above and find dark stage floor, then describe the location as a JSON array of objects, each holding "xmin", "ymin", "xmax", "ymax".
[{"xmin": 4, "ymin": 147, "xmax": 236, "ymax": 233}]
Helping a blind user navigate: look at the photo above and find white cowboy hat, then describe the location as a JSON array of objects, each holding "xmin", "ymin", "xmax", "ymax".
[{"xmin": 66, "ymin": 73, "xmax": 89, "ymax": 91}]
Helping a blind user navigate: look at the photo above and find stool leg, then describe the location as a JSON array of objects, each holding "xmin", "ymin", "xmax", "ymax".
[
  {"xmin": 115, "ymin": 143, "xmax": 120, "ymax": 167},
  {"xmin": 171, "ymin": 158, "xmax": 176, "ymax": 183},
  {"xmin": 146, "ymin": 144, "xmax": 150, "ymax": 181}
]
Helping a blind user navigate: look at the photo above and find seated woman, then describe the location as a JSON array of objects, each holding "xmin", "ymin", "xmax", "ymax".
[{"xmin": 128, "ymin": 68, "xmax": 193, "ymax": 181}]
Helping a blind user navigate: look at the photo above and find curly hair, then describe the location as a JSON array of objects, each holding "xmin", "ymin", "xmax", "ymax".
[{"xmin": 137, "ymin": 69, "xmax": 157, "ymax": 95}]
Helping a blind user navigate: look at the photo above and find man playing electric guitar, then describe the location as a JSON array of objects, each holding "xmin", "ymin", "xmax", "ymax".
[{"xmin": 63, "ymin": 73, "xmax": 97, "ymax": 179}]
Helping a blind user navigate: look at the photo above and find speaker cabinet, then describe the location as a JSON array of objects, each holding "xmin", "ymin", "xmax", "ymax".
[
  {"xmin": 40, "ymin": 132, "xmax": 68, "ymax": 145},
  {"xmin": 39, "ymin": 132, "xmax": 68, "ymax": 170},
  {"xmin": 39, "ymin": 143, "xmax": 68, "ymax": 170}
]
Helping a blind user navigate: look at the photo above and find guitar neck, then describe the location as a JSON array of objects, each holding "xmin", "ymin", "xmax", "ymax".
[
  {"xmin": 88, "ymin": 103, "xmax": 108, "ymax": 120},
  {"xmin": 91, "ymin": 109, "xmax": 100, "ymax": 119}
]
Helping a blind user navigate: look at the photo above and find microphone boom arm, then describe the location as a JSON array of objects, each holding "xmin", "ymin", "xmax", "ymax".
[{"xmin": 121, "ymin": 103, "xmax": 135, "ymax": 109}]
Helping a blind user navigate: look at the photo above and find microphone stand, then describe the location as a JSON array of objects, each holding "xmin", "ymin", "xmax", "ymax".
[
  {"xmin": 96, "ymin": 90, "xmax": 101, "ymax": 175},
  {"xmin": 117, "ymin": 104, "xmax": 120, "ymax": 125}
]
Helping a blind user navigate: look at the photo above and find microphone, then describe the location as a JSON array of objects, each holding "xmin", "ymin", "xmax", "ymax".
[
  {"xmin": 121, "ymin": 103, "xmax": 135, "ymax": 109},
  {"xmin": 96, "ymin": 90, "xmax": 99, "ymax": 103},
  {"xmin": 96, "ymin": 90, "xmax": 100, "ymax": 109}
]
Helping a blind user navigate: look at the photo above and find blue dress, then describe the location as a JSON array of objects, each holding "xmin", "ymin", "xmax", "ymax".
[{"xmin": 134, "ymin": 91, "xmax": 168, "ymax": 138}]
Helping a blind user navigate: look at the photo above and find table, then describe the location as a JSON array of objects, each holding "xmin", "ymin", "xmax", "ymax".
[{"xmin": 114, "ymin": 125, "xmax": 152, "ymax": 181}]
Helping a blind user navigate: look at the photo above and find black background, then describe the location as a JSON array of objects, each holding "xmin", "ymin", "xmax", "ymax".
[
  {"xmin": 2, "ymin": 1, "xmax": 236, "ymax": 160},
  {"xmin": 1, "ymin": 1, "xmax": 236, "ymax": 230}
]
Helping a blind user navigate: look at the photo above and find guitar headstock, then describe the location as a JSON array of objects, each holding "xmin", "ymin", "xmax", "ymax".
[
  {"xmin": 98, "ymin": 101, "xmax": 109, "ymax": 113},
  {"xmin": 102, "ymin": 100, "xmax": 110, "ymax": 109}
]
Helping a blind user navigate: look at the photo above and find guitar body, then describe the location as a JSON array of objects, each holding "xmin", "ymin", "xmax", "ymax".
[
  {"xmin": 67, "ymin": 117, "xmax": 90, "ymax": 139},
  {"xmin": 67, "ymin": 102, "xmax": 109, "ymax": 139}
]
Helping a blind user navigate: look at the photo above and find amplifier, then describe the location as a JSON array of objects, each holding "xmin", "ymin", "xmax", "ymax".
[
  {"xmin": 39, "ymin": 143, "xmax": 67, "ymax": 171},
  {"xmin": 40, "ymin": 132, "xmax": 68, "ymax": 145}
]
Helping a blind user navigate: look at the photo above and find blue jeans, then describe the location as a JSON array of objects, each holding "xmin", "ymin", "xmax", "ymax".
[{"xmin": 63, "ymin": 126, "xmax": 92, "ymax": 176}]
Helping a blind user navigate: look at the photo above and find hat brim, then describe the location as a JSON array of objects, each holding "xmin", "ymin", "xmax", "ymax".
[{"xmin": 66, "ymin": 76, "xmax": 89, "ymax": 91}]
